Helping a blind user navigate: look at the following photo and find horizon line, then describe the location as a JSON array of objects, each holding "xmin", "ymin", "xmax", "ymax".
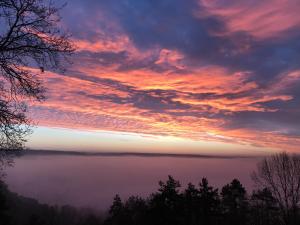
[{"xmin": 7, "ymin": 149, "xmax": 265, "ymax": 159}]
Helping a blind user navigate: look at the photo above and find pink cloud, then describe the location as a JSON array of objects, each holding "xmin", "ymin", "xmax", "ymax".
[{"xmin": 199, "ymin": 0, "xmax": 300, "ymax": 39}]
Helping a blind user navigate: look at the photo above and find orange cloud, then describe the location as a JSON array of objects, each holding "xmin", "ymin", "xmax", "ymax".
[
  {"xmin": 25, "ymin": 8, "xmax": 300, "ymax": 153},
  {"xmin": 28, "ymin": 58, "xmax": 299, "ymax": 152},
  {"xmin": 74, "ymin": 35, "xmax": 133, "ymax": 53}
]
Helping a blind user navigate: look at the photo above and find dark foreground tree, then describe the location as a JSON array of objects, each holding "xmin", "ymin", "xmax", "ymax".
[
  {"xmin": 106, "ymin": 195, "xmax": 126, "ymax": 225},
  {"xmin": 148, "ymin": 176, "xmax": 183, "ymax": 225},
  {"xmin": 198, "ymin": 178, "xmax": 220, "ymax": 225},
  {"xmin": 221, "ymin": 179, "xmax": 248, "ymax": 225},
  {"xmin": 0, "ymin": 0, "xmax": 74, "ymax": 150},
  {"xmin": 252, "ymin": 152, "xmax": 300, "ymax": 225},
  {"xmin": 0, "ymin": 180, "xmax": 10, "ymax": 225},
  {"xmin": 250, "ymin": 188, "xmax": 280, "ymax": 225},
  {"xmin": 183, "ymin": 183, "xmax": 200, "ymax": 224}
]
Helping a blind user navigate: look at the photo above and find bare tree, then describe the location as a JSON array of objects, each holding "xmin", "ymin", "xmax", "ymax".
[
  {"xmin": 0, "ymin": 0, "xmax": 74, "ymax": 150},
  {"xmin": 252, "ymin": 152, "xmax": 300, "ymax": 225}
]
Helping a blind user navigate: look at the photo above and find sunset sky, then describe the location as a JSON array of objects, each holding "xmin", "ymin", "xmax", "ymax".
[{"xmin": 28, "ymin": 0, "xmax": 300, "ymax": 155}]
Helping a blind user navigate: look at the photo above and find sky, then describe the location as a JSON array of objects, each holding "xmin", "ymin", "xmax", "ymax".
[{"xmin": 28, "ymin": 0, "xmax": 300, "ymax": 155}]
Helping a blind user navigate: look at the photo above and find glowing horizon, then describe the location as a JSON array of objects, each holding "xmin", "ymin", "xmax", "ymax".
[{"xmin": 27, "ymin": 126, "xmax": 276, "ymax": 156}]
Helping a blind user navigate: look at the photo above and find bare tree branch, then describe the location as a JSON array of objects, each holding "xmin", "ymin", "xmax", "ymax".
[
  {"xmin": 0, "ymin": 0, "xmax": 74, "ymax": 150},
  {"xmin": 252, "ymin": 152, "xmax": 300, "ymax": 225}
]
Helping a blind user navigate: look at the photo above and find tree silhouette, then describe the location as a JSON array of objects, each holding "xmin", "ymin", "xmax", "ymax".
[
  {"xmin": 221, "ymin": 179, "xmax": 248, "ymax": 225},
  {"xmin": 148, "ymin": 175, "xmax": 183, "ymax": 225},
  {"xmin": 106, "ymin": 195, "xmax": 125, "ymax": 225},
  {"xmin": 198, "ymin": 178, "xmax": 220, "ymax": 225},
  {"xmin": 250, "ymin": 188, "xmax": 280, "ymax": 225},
  {"xmin": 0, "ymin": 0, "xmax": 74, "ymax": 150},
  {"xmin": 123, "ymin": 196, "xmax": 148, "ymax": 225},
  {"xmin": 252, "ymin": 152, "xmax": 300, "ymax": 225},
  {"xmin": 183, "ymin": 182, "xmax": 200, "ymax": 225},
  {"xmin": 0, "ymin": 180, "xmax": 10, "ymax": 225}
]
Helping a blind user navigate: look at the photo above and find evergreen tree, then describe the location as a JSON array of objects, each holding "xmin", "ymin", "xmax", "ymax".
[
  {"xmin": 221, "ymin": 179, "xmax": 248, "ymax": 225},
  {"xmin": 106, "ymin": 195, "xmax": 125, "ymax": 225},
  {"xmin": 198, "ymin": 178, "xmax": 220, "ymax": 225},
  {"xmin": 183, "ymin": 183, "xmax": 200, "ymax": 225},
  {"xmin": 148, "ymin": 176, "xmax": 183, "ymax": 225}
]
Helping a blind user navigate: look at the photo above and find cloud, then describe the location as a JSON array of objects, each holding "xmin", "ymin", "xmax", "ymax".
[
  {"xmin": 200, "ymin": 0, "xmax": 300, "ymax": 39},
  {"xmin": 29, "ymin": 0, "xmax": 300, "ymax": 152}
]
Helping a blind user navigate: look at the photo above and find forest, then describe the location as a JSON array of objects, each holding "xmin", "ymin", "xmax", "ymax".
[{"xmin": 1, "ymin": 152, "xmax": 300, "ymax": 225}]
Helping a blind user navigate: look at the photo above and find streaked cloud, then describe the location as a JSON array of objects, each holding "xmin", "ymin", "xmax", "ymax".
[
  {"xmin": 29, "ymin": 0, "xmax": 300, "ymax": 152},
  {"xmin": 200, "ymin": 0, "xmax": 300, "ymax": 39}
]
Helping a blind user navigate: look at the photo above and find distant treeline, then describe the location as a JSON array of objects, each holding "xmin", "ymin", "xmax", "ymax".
[
  {"xmin": 1, "ymin": 152, "xmax": 300, "ymax": 225},
  {"xmin": 0, "ymin": 180, "xmax": 103, "ymax": 225}
]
